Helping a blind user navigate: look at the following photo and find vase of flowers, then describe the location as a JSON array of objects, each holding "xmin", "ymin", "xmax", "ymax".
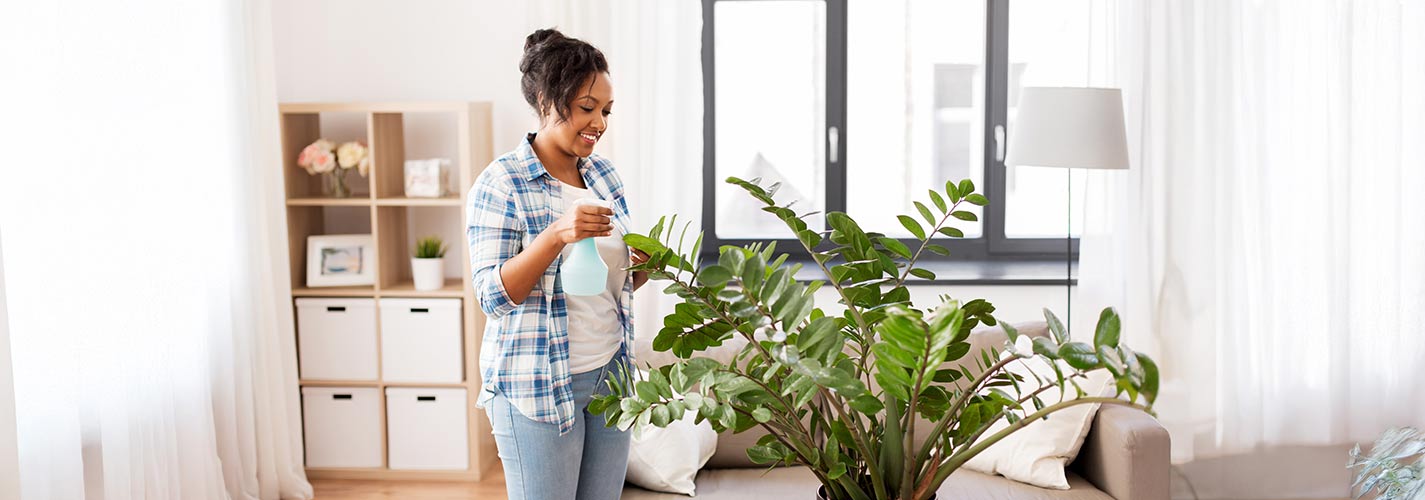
[
  {"xmin": 411, "ymin": 235, "xmax": 447, "ymax": 291},
  {"xmin": 297, "ymin": 138, "xmax": 370, "ymax": 198}
]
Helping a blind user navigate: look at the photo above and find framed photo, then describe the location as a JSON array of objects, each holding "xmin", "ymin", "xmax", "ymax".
[{"xmin": 307, "ymin": 234, "xmax": 375, "ymax": 287}]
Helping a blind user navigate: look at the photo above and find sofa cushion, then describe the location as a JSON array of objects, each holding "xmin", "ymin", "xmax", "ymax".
[{"xmin": 622, "ymin": 466, "xmax": 1114, "ymax": 500}]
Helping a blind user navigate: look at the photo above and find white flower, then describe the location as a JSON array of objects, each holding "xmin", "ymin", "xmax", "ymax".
[
  {"xmin": 337, "ymin": 141, "xmax": 367, "ymax": 169},
  {"xmin": 357, "ymin": 156, "xmax": 371, "ymax": 177}
]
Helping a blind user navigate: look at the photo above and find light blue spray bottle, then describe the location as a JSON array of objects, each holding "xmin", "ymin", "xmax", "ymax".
[{"xmin": 560, "ymin": 197, "xmax": 612, "ymax": 296}]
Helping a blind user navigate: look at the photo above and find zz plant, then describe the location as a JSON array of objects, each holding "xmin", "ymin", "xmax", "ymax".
[{"xmin": 590, "ymin": 177, "xmax": 1159, "ymax": 500}]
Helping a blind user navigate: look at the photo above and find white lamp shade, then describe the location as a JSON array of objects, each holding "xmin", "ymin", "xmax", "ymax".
[{"xmin": 1005, "ymin": 87, "xmax": 1130, "ymax": 170}]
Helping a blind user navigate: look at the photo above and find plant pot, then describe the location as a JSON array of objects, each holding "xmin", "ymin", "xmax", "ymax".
[
  {"xmin": 411, "ymin": 258, "xmax": 444, "ymax": 291},
  {"xmin": 816, "ymin": 486, "xmax": 935, "ymax": 500}
]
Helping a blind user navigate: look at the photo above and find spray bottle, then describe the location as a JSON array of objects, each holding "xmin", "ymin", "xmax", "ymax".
[{"xmin": 560, "ymin": 197, "xmax": 612, "ymax": 296}]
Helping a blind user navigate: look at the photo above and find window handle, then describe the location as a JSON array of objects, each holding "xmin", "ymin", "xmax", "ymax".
[
  {"xmin": 995, "ymin": 125, "xmax": 1006, "ymax": 162},
  {"xmin": 828, "ymin": 126, "xmax": 839, "ymax": 164}
]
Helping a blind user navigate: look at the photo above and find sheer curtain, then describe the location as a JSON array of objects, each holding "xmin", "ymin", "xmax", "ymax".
[
  {"xmin": 525, "ymin": 0, "xmax": 706, "ymax": 346},
  {"xmin": 0, "ymin": 0, "xmax": 312, "ymax": 498},
  {"xmin": 1077, "ymin": 0, "xmax": 1425, "ymax": 462}
]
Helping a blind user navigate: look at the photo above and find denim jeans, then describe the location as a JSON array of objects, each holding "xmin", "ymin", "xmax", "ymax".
[{"xmin": 486, "ymin": 356, "xmax": 630, "ymax": 500}]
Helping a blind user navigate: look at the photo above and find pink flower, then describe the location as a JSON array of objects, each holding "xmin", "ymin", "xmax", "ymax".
[
  {"xmin": 297, "ymin": 139, "xmax": 337, "ymax": 175},
  {"xmin": 310, "ymin": 150, "xmax": 336, "ymax": 173}
]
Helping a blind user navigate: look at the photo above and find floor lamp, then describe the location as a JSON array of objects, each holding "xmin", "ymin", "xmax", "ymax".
[{"xmin": 1004, "ymin": 87, "xmax": 1130, "ymax": 333}]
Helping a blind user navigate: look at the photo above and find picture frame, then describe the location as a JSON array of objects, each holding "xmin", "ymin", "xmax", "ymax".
[{"xmin": 306, "ymin": 234, "xmax": 376, "ymax": 287}]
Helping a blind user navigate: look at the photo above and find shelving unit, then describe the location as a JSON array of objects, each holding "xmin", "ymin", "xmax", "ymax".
[{"xmin": 278, "ymin": 102, "xmax": 496, "ymax": 481}]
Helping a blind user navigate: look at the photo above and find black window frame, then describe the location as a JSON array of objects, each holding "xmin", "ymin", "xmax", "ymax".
[{"xmin": 701, "ymin": 0, "xmax": 1077, "ymax": 264}]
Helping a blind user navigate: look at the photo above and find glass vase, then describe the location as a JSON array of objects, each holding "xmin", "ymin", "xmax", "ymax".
[{"xmin": 324, "ymin": 170, "xmax": 351, "ymax": 198}]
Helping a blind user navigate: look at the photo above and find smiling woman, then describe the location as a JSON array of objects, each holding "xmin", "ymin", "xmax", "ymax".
[{"xmin": 466, "ymin": 28, "xmax": 650, "ymax": 500}]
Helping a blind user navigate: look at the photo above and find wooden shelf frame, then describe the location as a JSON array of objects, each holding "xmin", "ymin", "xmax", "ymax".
[{"xmin": 278, "ymin": 101, "xmax": 496, "ymax": 482}]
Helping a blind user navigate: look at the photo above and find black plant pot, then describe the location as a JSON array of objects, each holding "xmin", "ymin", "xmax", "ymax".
[{"xmin": 816, "ymin": 485, "xmax": 936, "ymax": 500}]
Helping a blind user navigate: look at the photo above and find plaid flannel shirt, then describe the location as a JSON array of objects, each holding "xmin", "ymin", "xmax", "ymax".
[{"xmin": 466, "ymin": 133, "xmax": 635, "ymax": 435}]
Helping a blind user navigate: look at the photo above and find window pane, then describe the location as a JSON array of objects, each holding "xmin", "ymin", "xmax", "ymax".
[
  {"xmin": 715, "ymin": 1, "xmax": 826, "ymax": 240},
  {"xmin": 1005, "ymin": 0, "xmax": 1099, "ymax": 238},
  {"xmin": 847, "ymin": 0, "xmax": 985, "ymax": 239}
]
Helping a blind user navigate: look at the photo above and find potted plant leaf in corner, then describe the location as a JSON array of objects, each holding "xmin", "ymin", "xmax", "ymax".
[
  {"xmin": 411, "ymin": 235, "xmax": 447, "ymax": 291},
  {"xmin": 590, "ymin": 177, "xmax": 1160, "ymax": 500}
]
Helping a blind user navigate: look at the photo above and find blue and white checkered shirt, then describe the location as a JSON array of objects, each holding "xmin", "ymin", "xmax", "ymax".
[{"xmin": 467, "ymin": 133, "xmax": 635, "ymax": 434}]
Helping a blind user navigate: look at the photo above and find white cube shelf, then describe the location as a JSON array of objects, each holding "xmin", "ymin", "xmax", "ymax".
[
  {"xmin": 296, "ymin": 298, "xmax": 378, "ymax": 381},
  {"xmin": 379, "ymin": 298, "xmax": 464, "ymax": 383},
  {"xmin": 302, "ymin": 387, "xmax": 382, "ymax": 468},
  {"xmin": 385, "ymin": 387, "xmax": 468, "ymax": 470}
]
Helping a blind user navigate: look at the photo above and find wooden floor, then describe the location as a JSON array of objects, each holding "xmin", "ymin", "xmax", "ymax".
[{"xmin": 312, "ymin": 475, "xmax": 507, "ymax": 500}]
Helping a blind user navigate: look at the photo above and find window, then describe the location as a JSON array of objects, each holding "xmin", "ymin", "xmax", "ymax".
[{"xmin": 703, "ymin": 0, "xmax": 1097, "ymax": 261}]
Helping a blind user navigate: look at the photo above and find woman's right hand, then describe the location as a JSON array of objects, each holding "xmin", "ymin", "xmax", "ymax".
[{"xmin": 547, "ymin": 204, "xmax": 614, "ymax": 245}]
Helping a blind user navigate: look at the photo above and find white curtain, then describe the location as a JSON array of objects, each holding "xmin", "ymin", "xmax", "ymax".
[
  {"xmin": 1077, "ymin": 0, "xmax": 1425, "ymax": 462},
  {"xmin": 0, "ymin": 0, "xmax": 312, "ymax": 498},
  {"xmin": 525, "ymin": 0, "xmax": 706, "ymax": 347}
]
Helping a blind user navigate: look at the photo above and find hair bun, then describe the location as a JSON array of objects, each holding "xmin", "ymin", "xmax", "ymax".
[{"xmin": 524, "ymin": 28, "xmax": 566, "ymax": 52}]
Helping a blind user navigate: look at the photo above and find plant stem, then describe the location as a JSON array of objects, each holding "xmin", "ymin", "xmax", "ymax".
[
  {"xmin": 892, "ymin": 200, "xmax": 965, "ymax": 290},
  {"xmin": 916, "ymin": 356, "xmax": 1016, "ymax": 465}
]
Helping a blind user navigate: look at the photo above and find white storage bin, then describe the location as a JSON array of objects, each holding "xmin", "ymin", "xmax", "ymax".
[
  {"xmin": 379, "ymin": 298, "xmax": 463, "ymax": 383},
  {"xmin": 385, "ymin": 387, "xmax": 468, "ymax": 470},
  {"xmin": 302, "ymin": 387, "xmax": 382, "ymax": 468},
  {"xmin": 296, "ymin": 298, "xmax": 377, "ymax": 381}
]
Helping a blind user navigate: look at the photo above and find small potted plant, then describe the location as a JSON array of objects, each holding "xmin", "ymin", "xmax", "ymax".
[
  {"xmin": 297, "ymin": 139, "xmax": 370, "ymax": 198},
  {"xmin": 411, "ymin": 235, "xmax": 447, "ymax": 291}
]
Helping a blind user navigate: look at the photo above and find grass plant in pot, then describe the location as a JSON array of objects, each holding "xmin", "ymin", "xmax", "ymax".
[
  {"xmin": 411, "ymin": 235, "xmax": 447, "ymax": 291},
  {"xmin": 590, "ymin": 177, "xmax": 1160, "ymax": 500}
]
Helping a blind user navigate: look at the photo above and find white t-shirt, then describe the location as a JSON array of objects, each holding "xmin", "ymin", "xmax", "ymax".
[{"xmin": 559, "ymin": 183, "xmax": 629, "ymax": 374}]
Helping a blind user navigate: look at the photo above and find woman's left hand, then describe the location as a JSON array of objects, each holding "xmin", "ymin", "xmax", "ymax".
[{"xmin": 629, "ymin": 248, "xmax": 650, "ymax": 267}]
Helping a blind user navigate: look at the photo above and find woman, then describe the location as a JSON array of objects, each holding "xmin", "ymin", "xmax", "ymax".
[{"xmin": 467, "ymin": 28, "xmax": 649, "ymax": 500}]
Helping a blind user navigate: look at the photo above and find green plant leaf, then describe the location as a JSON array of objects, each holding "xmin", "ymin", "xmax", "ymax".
[
  {"xmin": 1044, "ymin": 309, "xmax": 1068, "ymax": 344},
  {"xmin": 1002, "ymin": 321, "xmax": 1020, "ymax": 343},
  {"xmin": 877, "ymin": 237, "xmax": 913, "ymax": 259},
  {"xmin": 915, "ymin": 201, "xmax": 936, "ymax": 225},
  {"xmin": 849, "ymin": 394, "xmax": 884, "ymax": 415},
  {"xmin": 897, "ymin": 215, "xmax": 926, "ymax": 240},
  {"xmin": 958, "ymin": 179, "xmax": 975, "ymax": 196},
  {"xmin": 751, "ymin": 407, "xmax": 772, "ymax": 423},
  {"xmin": 1136, "ymin": 351, "xmax": 1160, "ymax": 404},
  {"xmin": 926, "ymin": 243, "xmax": 951, "ymax": 256},
  {"xmin": 929, "ymin": 190, "xmax": 947, "ymax": 212},
  {"xmin": 937, "ymin": 226, "xmax": 964, "ymax": 238},
  {"xmin": 908, "ymin": 268, "xmax": 936, "ymax": 280},
  {"xmin": 1059, "ymin": 342, "xmax": 1100, "ymax": 370},
  {"xmin": 966, "ymin": 194, "xmax": 989, "ymax": 206},
  {"xmin": 697, "ymin": 265, "xmax": 734, "ymax": 287},
  {"xmin": 1032, "ymin": 337, "xmax": 1061, "ymax": 359},
  {"xmin": 946, "ymin": 180, "xmax": 961, "ymax": 203},
  {"xmin": 1094, "ymin": 307, "xmax": 1121, "ymax": 348},
  {"xmin": 951, "ymin": 210, "xmax": 978, "ymax": 222}
]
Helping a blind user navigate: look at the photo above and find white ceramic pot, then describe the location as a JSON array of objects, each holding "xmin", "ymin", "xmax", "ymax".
[{"xmin": 411, "ymin": 258, "xmax": 444, "ymax": 291}]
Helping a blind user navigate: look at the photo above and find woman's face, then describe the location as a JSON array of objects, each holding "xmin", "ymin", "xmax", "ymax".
[{"xmin": 542, "ymin": 72, "xmax": 613, "ymax": 159}]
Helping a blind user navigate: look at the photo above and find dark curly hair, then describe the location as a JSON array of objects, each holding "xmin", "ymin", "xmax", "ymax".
[{"xmin": 519, "ymin": 28, "xmax": 609, "ymax": 123}]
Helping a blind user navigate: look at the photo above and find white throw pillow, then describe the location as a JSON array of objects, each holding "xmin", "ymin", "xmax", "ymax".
[
  {"xmin": 962, "ymin": 351, "xmax": 1113, "ymax": 489},
  {"xmin": 624, "ymin": 374, "xmax": 718, "ymax": 496}
]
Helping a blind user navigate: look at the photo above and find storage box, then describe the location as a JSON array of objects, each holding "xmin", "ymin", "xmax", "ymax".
[
  {"xmin": 302, "ymin": 387, "xmax": 382, "ymax": 468},
  {"xmin": 403, "ymin": 158, "xmax": 451, "ymax": 198},
  {"xmin": 296, "ymin": 298, "xmax": 378, "ymax": 380},
  {"xmin": 385, "ymin": 387, "xmax": 468, "ymax": 470},
  {"xmin": 379, "ymin": 298, "xmax": 464, "ymax": 383}
]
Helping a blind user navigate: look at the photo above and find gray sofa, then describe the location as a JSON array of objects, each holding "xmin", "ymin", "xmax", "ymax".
[{"xmin": 624, "ymin": 322, "xmax": 1170, "ymax": 500}]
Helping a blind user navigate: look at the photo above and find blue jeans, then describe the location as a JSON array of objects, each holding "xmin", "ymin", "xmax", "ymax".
[{"xmin": 486, "ymin": 356, "xmax": 630, "ymax": 500}]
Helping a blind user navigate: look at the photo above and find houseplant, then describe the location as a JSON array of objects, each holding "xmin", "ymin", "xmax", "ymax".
[
  {"xmin": 297, "ymin": 139, "xmax": 370, "ymax": 198},
  {"xmin": 591, "ymin": 177, "xmax": 1159, "ymax": 500},
  {"xmin": 1349, "ymin": 427, "xmax": 1425, "ymax": 499},
  {"xmin": 411, "ymin": 235, "xmax": 447, "ymax": 291}
]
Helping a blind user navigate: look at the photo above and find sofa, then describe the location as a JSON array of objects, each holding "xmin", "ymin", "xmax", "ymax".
[{"xmin": 624, "ymin": 322, "xmax": 1170, "ymax": 500}]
